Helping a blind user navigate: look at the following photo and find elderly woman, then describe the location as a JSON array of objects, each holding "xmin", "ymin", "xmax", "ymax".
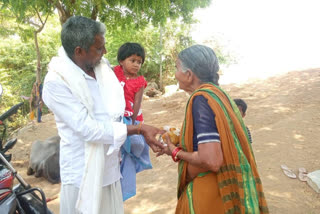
[{"xmin": 161, "ymin": 45, "xmax": 269, "ymax": 213}]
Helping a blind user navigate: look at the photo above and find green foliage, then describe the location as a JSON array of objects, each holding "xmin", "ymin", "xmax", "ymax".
[
  {"xmin": 0, "ymin": 15, "xmax": 60, "ymax": 129},
  {"xmin": 1, "ymin": 0, "xmax": 53, "ymax": 22},
  {"xmin": 48, "ymin": 0, "xmax": 211, "ymax": 26},
  {"xmin": 0, "ymin": 16, "xmax": 60, "ymax": 95},
  {"xmin": 0, "ymin": 0, "xmax": 235, "ymax": 132},
  {"xmin": 0, "ymin": 1, "xmax": 53, "ymax": 42},
  {"xmin": 105, "ymin": 19, "xmax": 194, "ymax": 87}
]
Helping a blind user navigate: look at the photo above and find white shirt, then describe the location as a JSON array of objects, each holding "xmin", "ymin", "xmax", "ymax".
[{"xmin": 43, "ymin": 69, "xmax": 127, "ymax": 188}]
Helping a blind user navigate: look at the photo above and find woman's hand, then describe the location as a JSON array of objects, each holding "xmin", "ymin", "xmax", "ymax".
[{"xmin": 156, "ymin": 133, "xmax": 177, "ymax": 157}]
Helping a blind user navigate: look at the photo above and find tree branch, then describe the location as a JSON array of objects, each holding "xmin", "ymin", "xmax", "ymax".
[
  {"xmin": 91, "ymin": 5, "xmax": 98, "ymax": 20},
  {"xmin": 48, "ymin": 0, "xmax": 64, "ymax": 14},
  {"xmin": 47, "ymin": 0, "xmax": 68, "ymax": 24},
  {"xmin": 27, "ymin": 19, "xmax": 41, "ymax": 28},
  {"xmin": 35, "ymin": 8, "xmax": 43, "ymax": 25},
  {"xmin": 36, "ymin": 13, "xmax": 49, "ymax": 33}
]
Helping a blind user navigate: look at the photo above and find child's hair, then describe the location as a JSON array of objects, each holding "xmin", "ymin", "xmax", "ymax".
[
  {"xmin": 117, "ymin": 42, "xmax": 145, "ymax": 64},
  {"xmin": 234, "ymin": 98, "xmax": 247, "ymax": 114}
]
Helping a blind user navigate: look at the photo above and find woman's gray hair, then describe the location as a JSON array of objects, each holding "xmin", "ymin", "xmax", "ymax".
[
  {"xmin": 178, "ymin": 45, "xmax": 220, "ymax": 85},
  {"xmin": 61, "ymin": 16, "xmax": 106, "ymax": 59}
]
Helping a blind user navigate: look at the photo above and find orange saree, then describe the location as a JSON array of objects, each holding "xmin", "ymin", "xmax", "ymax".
[{"xmin": 176, "ymin": 83, "xmax": 268, "ymax": 214}]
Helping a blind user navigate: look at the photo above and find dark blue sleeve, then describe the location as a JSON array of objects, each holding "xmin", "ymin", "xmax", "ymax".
[{"xmin": 192, "ymin": 95, "xmax": 221, "ymax": 151}]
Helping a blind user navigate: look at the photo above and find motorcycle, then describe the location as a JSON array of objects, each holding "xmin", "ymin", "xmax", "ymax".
[{"xmin": 0, "ymin": 84, "xmax": 53, "ymax": 214}]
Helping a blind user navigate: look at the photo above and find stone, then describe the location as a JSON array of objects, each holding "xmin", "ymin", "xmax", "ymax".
[
  {"xmin": 145, "ymin": 88, "xmax": 161, "ymax": 97},
  {"xmin": 27, "ymin": 135, "xmax": 60, "ymax": 184},
  {"xmin": 148, "ymin": 82, "xmax": 159, "ymax": 90},
  {"xmin": 144, "ymin": 82, "xmax": 162, "ymax": 97},
  {"xmin": 164, "ymin": 84, "xmax": 179, "ymax": 97}
]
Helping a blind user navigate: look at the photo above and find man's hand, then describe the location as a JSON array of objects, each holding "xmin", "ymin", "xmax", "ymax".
[{"xmin": 141, "ymin": 124, "xmax": 166, "ymax": 153}]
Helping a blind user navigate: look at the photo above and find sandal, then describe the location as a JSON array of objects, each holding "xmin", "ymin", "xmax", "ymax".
[
  {"xmin": 280, "ymin": 164, "xmax": 297, "ymax": 179},
  {"xmin": 298, "ymin": 167, "xmax": 308, "ymax": 182}
]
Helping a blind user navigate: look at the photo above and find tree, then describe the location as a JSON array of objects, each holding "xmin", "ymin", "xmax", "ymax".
[
  {"xmin": 0, "ymin": 13, "xmax": 60, "ymax": 128},
  {"xmin": 1, "ymin": 0, "xmax": 212, "ymax": 89},
  {"xmin": 1, "ymin": 1, "xmax": 53, "ymax": 82},
  {"xmin": 1, "ymin": 1, "xmax": 54, "ymax": 123},
  {"xmin": 48, "ymin": 0, "xmax": 211, "ymax": 26},
  {"xmin": 104, "ymin": 18, "xmax": 194, "ymax": 88}
]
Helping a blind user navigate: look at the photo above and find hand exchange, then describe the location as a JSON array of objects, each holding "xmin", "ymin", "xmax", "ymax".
[{"xmin": 141, "ymin": 124, "xmax": 166, "ymax": 153}]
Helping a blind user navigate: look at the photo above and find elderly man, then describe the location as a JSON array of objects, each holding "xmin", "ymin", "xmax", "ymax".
[{"xmin": 43, "ymin": 16, "xmax": 163, "ymax": 214}]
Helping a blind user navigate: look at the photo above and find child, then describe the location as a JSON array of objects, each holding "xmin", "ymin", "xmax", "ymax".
[
  {"xmin": 113, "ymin": 42, "xmax": 151, "ymax": 201},
  {"xmin": 113, "ymin": 42, "xmax": 147, "ymax": 124},
  {"xmin": 234, "ymin": 98, "xmax": 253, "ymax": 144}
]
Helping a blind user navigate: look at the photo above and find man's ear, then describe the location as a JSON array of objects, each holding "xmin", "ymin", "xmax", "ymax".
[{"xmin": 74, "ymin": 46, "xmax": 84, "ymax": 58}]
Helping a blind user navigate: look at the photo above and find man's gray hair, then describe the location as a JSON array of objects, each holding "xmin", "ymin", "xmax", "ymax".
[
  {"xmin": 61, "ymin": 16, "xmax": 106, "ymax": 59},
  {"xmin": 178, "ymin": 45, "xmax": 220, "ymax": 85}
]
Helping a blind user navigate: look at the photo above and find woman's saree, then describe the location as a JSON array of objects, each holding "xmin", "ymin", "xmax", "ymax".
[{"xmin": 176, "ymin": 83, "xmax": 269, "ymax": 214}]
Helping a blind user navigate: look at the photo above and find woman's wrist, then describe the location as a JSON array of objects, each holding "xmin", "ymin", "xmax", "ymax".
[
  {"xmin": 169, "ymin": 144, "xmax": 177, "ymax": 154},
  {"xmin": 171, "ymin": 147, "xmax": 182, "ymax": 162},
  {"xmin": 176, "ymin": 150, "xmax": 182, "ymax": 160}
]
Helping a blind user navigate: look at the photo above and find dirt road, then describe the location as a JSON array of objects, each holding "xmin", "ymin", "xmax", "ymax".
[{"xmin": 11, "ymin": 69, "xmax": 320, "ymax": 213}]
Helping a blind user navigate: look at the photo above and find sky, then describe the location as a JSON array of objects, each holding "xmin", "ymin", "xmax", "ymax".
[{"xmin": 192, "ymin": 0, "xmax": 320, "ymax": 84}]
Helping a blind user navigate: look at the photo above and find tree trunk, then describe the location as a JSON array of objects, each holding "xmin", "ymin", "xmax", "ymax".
[
  {"xmin": 57, "ymin": 9, "xmax": 72, "ymax": 25},
  {"xmin": 159, "ymin": 25, "xmax": 163, "ymax": 91},
  {"xmin": 34, "ymin": 31, "xmax": 41, "ymax": 84},
  {"xmin": 54, "ymin": 2, "xmax": 97, "ymax": 24},
  {"xmin": 91, "ymin": 5, "xmax": 98, "ymax": 20}
]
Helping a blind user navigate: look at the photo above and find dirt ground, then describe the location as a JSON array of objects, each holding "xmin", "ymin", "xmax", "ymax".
[{"xmin": 10, "ymin": 69, "xmax": 320, "ymax": 213}]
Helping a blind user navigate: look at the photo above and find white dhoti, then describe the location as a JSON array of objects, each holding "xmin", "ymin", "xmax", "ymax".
[{"xmin": 60, "ymin": 181, "xmax": 124, "ymax": 214}]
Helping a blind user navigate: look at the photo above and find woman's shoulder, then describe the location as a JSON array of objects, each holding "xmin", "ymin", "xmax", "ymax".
[
  {"xmin": 192, "ymin": 95, "xmax": 215, "ymax": 114},
  {"xmin": 193, "ymin": 95, "xmax": 207, "ymax": 105}
]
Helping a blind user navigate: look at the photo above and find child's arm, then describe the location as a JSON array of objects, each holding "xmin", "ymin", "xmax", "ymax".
[{"xmin": 131, "ymin": 87, "xmax": 144, "ymax": 124}]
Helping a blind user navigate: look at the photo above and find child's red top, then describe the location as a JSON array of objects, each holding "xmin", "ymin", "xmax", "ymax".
[{"xmin": 113, "ymin": 65, "xmax": 147, "ymax": 122}]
